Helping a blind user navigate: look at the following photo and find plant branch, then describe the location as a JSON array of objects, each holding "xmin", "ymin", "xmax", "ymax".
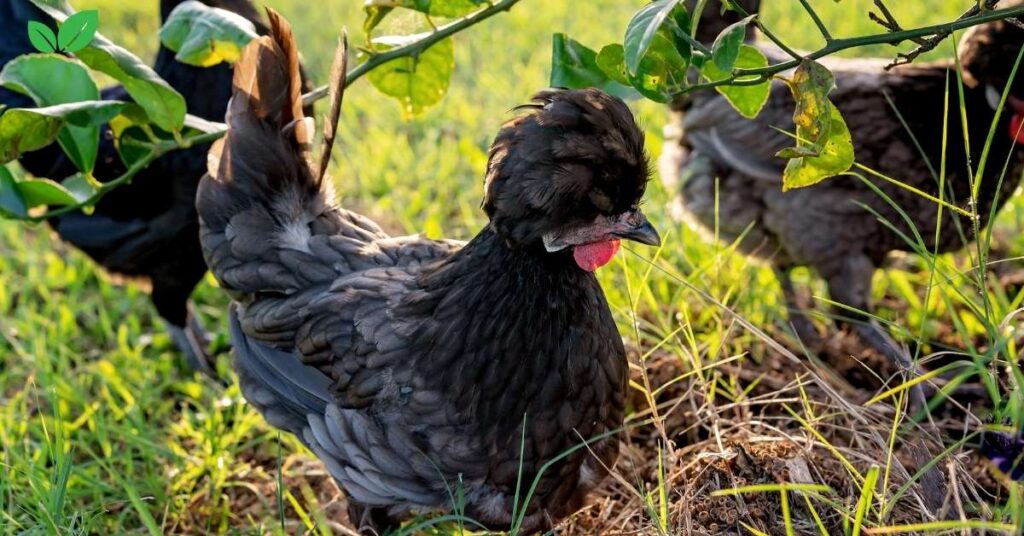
[
  {"xmin": 301, "ymin": 0, "xmax": 522, "ymax": 107},
  {"xmin": 677, "ymin": 3, "xmax": 1024, "ymax": 96},
  {"xmin": 728, "ymin": 1, "xmax": 803, "ymax": 61},
  {"xmin": 886, "ymin": 0, "xmax": 1000, "ymax": 68},
  {"xmin": 27, "ymin": 129, "xmax": 226, "ymax": 222},
  {"xmin": 868, "ymin": 0, "xmax": 928, "ymax": 45},
  {"xmin": 798, "ymin": 0, "xmax": 833, "ymax": 42},
  {"xmin": 20, "ymin": 0, "xmax": 521, "ymax": 221}
]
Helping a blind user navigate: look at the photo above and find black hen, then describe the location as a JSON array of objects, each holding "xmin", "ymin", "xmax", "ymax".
[
  {"xmin": 0, "ymin": 0, "xmax": 270, "ymax": 373},
  {"xmin": 660, "ymin": 7, "xmax": 1024, "ymax": 400},
  {"xmin": 197, "ymin": 11, "xmax": 660, "ymax": 532}
]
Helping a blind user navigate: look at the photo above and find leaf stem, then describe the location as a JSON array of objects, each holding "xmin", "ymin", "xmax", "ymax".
[
  {"xmin": 301, "ymin": 0, "xmax": 522, "ymax": 107},
  {"xmin": 727, "ymin": 2, "xmax": 803, "ymax": 61},
  {"xmin": 27, "ymin": 128, "xmax": 226, "ymax": 222},
  {"xmin": 798, "ymin": 0, "xmax": 833, "ymax": 42}
]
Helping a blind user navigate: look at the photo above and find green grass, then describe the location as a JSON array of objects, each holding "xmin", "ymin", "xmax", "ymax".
[{"xmin": 2, "ymin": 0, "xmax": 1023, "ymax": 534}]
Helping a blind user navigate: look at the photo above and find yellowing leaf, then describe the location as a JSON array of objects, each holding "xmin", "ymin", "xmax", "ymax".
[
  {"xmin": 778, "ymin": 59, "xmax": 835, "ymax": 158},
  {"xmin": 160, "ymin": 0, "xmax": 258, "ymax": 67},
  {"xmin": 782, "ymin": 103, "xmax": 854, "ymax": 190}
]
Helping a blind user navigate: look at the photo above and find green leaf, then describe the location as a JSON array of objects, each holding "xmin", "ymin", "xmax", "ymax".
[
  {"xmin": 30, "ymin": 0, "xmax": 187, "ymax": 131},
  {"xmin": 781, "ymin": 102, "xmax": 854, "ymax": 190},
  {"xmin": 596, "ymin": 44, "xmax": 631, "ymax": 86},
  {"xmin": 367, "ymin": 35, "xmax": 454, "ymax": 120},
  {"xmin": 60, "ymin": 173, "xmax": 97, "ymax": 202},
  {"xmin": 701, "ymin": 44, "xmax": 769, "ymax": 118},
  {"xmin": 0, "ymin": 54, "xmax": 100, "ymax": 172},
  {"xmin": 710, "ymin": 14, "xmax": 754, "ymax": 71},
  {"xmin": 27, "ymin": 21, "xmax": 58, "ymax": 53},
  {"xmin": 160, "ymin": 0, "xmax": 258, "ymax": 67},
  {"xmin": 0, "ymin": 102, "xmax": 127, "ymax": 165},
  {"xmin": 0, "ymin": 108, "xmax": 64, "ymax": 163},
  {"xmin": 17, "ymin": 177, "xmax": 82, "ymax": 207},
  {"xmin": 363, "ymin": 6, "xmax": 394, "ymax": 34},
  {"xmin": 550, "ymin": 35, "xmax": 638, "ymax": 100},
  {"xmin": 116, "ymin": 125, "xmax": 151, "ymax": 169},
  {"xmin": 57, "ymin": 9, "xmax": 98, "ymax": 53},
  {"xmin": 626, "ymin": 56, "xmax": 672, "ymax": 103},
  {"xmin": 623, "ymin": 0, "xmax": 683, "ymax": 75},
  {"xmin": 664, "ymin": 7, "xmax": 692, "ymax": 64},
  {"xmin": 0, "ymin": 166, "xmax": 27, "ymax": 218},
  {"xmin": 777, "ymin": 59, "xmax": 836, "ymax": 159}
]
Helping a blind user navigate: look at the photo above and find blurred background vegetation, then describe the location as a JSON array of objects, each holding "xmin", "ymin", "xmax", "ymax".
[{"xmin": 2, "ymin": 0, "xmax": 1019, "ymax": 533}]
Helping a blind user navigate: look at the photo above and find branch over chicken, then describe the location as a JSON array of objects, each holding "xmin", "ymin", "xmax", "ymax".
[
  {"xmin": 197, "ymin": 10, "xmax": 660, "ymax": 532},
  {"xmin": 0, "ymin": 0, "xmax": 278, "ymax": 374},
  {"xmin": 660, "ymin": 3, "xmax": 1024, "ymax": 403}
]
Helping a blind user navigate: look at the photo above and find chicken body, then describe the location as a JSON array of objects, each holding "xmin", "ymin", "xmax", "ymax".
[
  {"xmin": 0, "ymin": 0, "xmax": 269, "ymax": 372},
  {"xmin": 661, "ymin": 16, "xmax": 1024, "ymax": 383},
  {"xmin": 198, "ymin": 11, "xmax": 660, "ymax": 532}
]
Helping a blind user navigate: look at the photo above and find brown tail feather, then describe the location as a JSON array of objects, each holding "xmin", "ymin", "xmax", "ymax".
[{"xmin": 199, "ymin": 8, "xmax": 326, "ymax": 234}]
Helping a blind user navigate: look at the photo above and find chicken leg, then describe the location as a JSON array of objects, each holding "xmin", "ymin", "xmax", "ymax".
[
  {"xmin": 824, "ymin": 254, "xmax": 929, "ymax": 411},
  {"xmin": 774, "ymin": 266, "xmax": 825, "ymax": 353},
  {"xmin": 154, "ymin": 285, "xmax": 216, "ymax": 377}
]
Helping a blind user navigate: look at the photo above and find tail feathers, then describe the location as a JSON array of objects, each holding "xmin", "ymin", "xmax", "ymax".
[
  {"xmin": 198, "ymin": 8, "xmax": 325, "ymax": 229},
  {"xmin": 197, "ymin": 8, "xmax": 340, "ymax": 296}
]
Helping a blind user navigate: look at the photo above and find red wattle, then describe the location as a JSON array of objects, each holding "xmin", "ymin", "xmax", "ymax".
[
  {"xmin": 573, "ymin": 240, "xmax": 621, "ymax": 272},
  {"xmin": 1011, "ymin": 113, "xmax": 1024, "ymax": 144}
]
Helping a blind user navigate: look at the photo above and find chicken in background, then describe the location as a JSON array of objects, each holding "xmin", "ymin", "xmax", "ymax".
[
  {"xmin": 197, "ymin": 10, "xmax": 661, "ymax": 532},
  {"xmin": 660, "ymin": 1, "xmax": 1024, "ymax": 406},
  {"xmin": 0, "ymin": 0, "xmax": 275, "ymax": 375}
]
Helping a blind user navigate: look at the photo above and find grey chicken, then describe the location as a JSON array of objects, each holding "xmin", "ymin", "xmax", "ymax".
[
  {"xmin": 197, "ymin": 10, "xmax": 660, "ymax": 533},
  {"xmin": 660, "ymin": 7, "xmax": 1024, "ymax": 400}
]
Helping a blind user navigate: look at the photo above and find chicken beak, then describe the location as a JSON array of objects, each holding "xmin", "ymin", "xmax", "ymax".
[
  {"xmin": 613, "ymin": 211, "xmax": 661, "ymax": 247},
  {"xmin": 542, "ymin": 210, "xmax": 661, "ymax": 252}
]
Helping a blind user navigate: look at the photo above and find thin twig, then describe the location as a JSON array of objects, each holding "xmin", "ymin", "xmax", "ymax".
[
  {"xmin": 886, "ymin": 0, "xmax": 1000, "ymax": 69},
  {"xmin": 677, "ymin": 3, "xmax": 1024, "ymax": 96},
  {"xmin": 728, "ymin": 1, "xmax": 803, "ymax": 61},
  {"xmin": 869, "ymin": 0, "xmax": 929, "ymax": 45},
  {"xmin": 798, "ymin": 0, "xmax": 833, "ymax": 42},
  {"xmin": 26, "ymin": 129, "xmax": 227, "ymax": 223},
  {"xmin": 301, "ymin": 0, "xmax": 522, "ymax": 107}
]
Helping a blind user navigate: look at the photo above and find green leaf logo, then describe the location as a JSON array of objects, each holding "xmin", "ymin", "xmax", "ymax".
[
  {"xmin": 26, "ymin": 10, "xmax": 99, "ymax": 54},
  {"xmin": 58, "ymin": 10, "xmax": 99, "ymax": 53},
  {"xmin": 27, "ymin": 21, "xmax": 58, "ymax": 53}
]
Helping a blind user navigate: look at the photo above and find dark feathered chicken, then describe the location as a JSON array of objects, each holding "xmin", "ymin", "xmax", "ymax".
[
  {"xmin": 0, "ymin": 0, "xmax": 272, "ymax": 374},
  {"xmin": 197, "ymin": 11, "xmax": 660, "ymax": 532},
  {"xmin": 660, "ymin": 8, "xmax": 1024, "ymax": 399}
]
